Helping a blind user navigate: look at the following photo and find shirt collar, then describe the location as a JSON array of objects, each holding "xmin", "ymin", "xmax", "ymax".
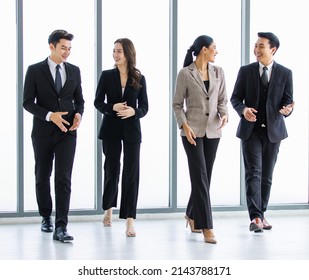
[
  {"xmin": 259, "ymin": 61, "xmax": 274, "ymax": 71},
  {"xmin": 48, "ymin": 57, "xmax": 64, "ymax": 70}
]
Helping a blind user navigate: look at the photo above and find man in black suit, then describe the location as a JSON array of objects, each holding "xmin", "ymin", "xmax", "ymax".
[
  {"xmin": 230, "ymin": 32, "xmax": 294, "ymax": 232},
  {"xmin": 23, "ymin": 30, "xmax": 84, "ymax": 242}
]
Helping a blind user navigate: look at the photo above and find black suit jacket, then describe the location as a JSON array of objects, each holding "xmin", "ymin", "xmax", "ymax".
[
  {"xmin": 94, "ymin": 68, "xmax": 148, "ymax": 143},
  {"xmin": 23, "ymin": 58, "xmax": 85, "ymax": 136},
  {"xmin": 230, "ymin": 61, "xmax": 293, "ymax": 143}
]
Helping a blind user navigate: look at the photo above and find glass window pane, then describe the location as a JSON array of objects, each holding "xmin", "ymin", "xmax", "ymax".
[
  {"xmin": 23, "ymin": 0, "xmax": 95, "ymax": 211},
  {"xmin": 101, "ymin": 0, "xmax": 170, "ymax": 208},
  {"xmin": 250, "ymin": 0, "xmax": 308, "ymax": 203},
  {"xmin": 177, "ymin": 0, "xmax": 241, "ymax": 207},
  {"xmin": 0, "ymin": 0, "xmax": 17, "ymax": 212}
]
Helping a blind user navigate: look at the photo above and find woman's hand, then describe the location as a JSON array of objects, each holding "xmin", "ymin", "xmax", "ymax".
[
  {"xmin": 183, "ymin": 123, "xmax": 196, "ymax": 146},
  {"xmin": 217, "ymin": 115, "xmax": 228, "ymax": 130},
  {"xmin": 113, "ymin": 102, "xmax": 127, "ymax": 112},
  {"xmin": 116, "ymin": 106, "xmax": 135, "ymax": 119}
]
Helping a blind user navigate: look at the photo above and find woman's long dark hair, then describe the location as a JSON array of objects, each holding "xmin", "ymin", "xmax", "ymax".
[
  {"xmin": 183, "ymin": 35, "xmax": 213, "ymax": 67},
  {"xmin": 114, "ymin": 38, "xmax": 141, "ymax": 89}
]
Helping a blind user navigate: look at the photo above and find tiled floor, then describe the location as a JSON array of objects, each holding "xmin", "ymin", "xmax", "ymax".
[{"xmin": 0, "ymin": 210, "xmax": 308, "ymax": 260}]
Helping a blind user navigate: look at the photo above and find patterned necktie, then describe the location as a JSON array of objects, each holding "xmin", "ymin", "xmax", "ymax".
[
  {"xmin": 261, "ymin": 66, "xmax": 268, "ymax": 87},
  {"xmin": 55, "ymin": 64, "xmax": 62, "ymax": 93}
]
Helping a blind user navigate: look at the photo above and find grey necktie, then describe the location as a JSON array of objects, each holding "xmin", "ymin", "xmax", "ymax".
[
  {"xmin": 261, "ymin": 66, "xmax": 269, "ymax": 87},
  {"xmin": 55, "ymin": 64, "xmax": 62, "ymax": 93}
]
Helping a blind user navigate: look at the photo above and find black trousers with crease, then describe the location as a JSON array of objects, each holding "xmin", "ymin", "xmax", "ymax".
[
  {"xmin": 182, "ymin": 136, "xmax": 220, "ymax": 229},
  {"xmin": 241, "ymin": 129, "xmax": 281, "ymax": 221},
  {"xmin": 102, "ymin": 139, "xmax": 140, "ymax": 219},
  {"xmin": 32, "ymin": 130, "xmax": 76, "ymax": 228}
]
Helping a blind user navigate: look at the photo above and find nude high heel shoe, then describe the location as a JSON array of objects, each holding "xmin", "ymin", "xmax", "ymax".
[
  {"xmin": 185, "ymin": 215, "xmax": 202, "ymax": 233},
  {"xmin": 203, "ymin": 229, "xmax": 217, "ymax": 244}
]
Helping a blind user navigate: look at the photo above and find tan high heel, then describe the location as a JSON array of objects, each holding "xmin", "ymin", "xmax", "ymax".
[
  {"xmin": 103, "ymin": 208, "xmax": 112, "ymax": 227},
  {"xmin": 185, "ymin": 215, "xmax": 202, "ymax": 233},
  {"xmin": 203, "ymin": 229, "xmax": 217, "ymax": 244}
]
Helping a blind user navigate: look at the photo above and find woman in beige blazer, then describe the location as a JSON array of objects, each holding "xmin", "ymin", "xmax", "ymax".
[{"xmin": 173, "ymin": 35, "xmax": 228, "ymax": 244}]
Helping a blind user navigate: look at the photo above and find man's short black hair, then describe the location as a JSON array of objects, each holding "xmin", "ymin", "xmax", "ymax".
[
  {"xmin": 48, "ymin": 29, "xmax": 74, "ymax": 46},
  {"xmin": 258, "ymin": 32, "xmax": 280, "ymax": 49}
]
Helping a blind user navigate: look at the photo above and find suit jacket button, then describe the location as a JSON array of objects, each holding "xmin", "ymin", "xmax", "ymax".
[
  {"xmin": 206, "ymin": 113, "xmax": 209, "ymax": 116},
  {"xmin": 206, "ymin": 97, "xmax": 209, "ymax": 100}
]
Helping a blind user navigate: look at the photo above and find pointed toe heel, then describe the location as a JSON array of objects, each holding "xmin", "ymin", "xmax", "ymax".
[
  {"xmin": 185, "ymin": 215, "xmax": 202, "ymax": 233},
  {"xmin": 203, "ymin": 229, "xmax": 217, "ymax": 244}
]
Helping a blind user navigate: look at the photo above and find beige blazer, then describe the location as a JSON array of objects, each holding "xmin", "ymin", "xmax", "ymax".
[{"xmin": 172, "ymin": 62, "xmax": 228, "ymax": 138}]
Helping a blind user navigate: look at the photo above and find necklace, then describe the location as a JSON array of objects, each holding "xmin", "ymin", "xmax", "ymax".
[
  {"xmin": 198, "ymin": 69, "xmax": 205, "ymax": 74},
  {"xmin": 198, "ymin": 68, "xmax": 208, "ymax": 79}
]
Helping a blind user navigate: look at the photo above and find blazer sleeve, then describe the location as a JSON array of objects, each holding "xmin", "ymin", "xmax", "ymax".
[
  {"xmin": 23, "ymin": 65, "xmax": 50, "ymax": 121},
  {"xmin": 230, "ymin": 66, "xmax": 247, "ymax": 117},
  {"xmin": 94, "ymin": 71, "xmax": 115, "ymax": 115},
  {"xmin": 134, "ymin": 75, "xmax": 148, "ymax": 119},
  {"xmin": 172, "ymin": 69, "xmax": 187, "ymax": 129},
  {"xmin": 72, "ymin": 66, "xmax": 85, "ymax": 116},
  {"xmin": 216, "ymin": 67, "xmax": 229, "ymax": 117},
  {"xmin": 280, "ymin": 69, "xmax": 294, "ymax": 110}
]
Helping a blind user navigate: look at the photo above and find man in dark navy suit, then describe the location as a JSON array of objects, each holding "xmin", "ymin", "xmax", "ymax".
[
  {"xmin": 23, "ymin": 30, "xmax": 84, "ymax": 242},
  {"xmin": 230, "ymin": 32, "xmax": 294, "ymax": 232}
]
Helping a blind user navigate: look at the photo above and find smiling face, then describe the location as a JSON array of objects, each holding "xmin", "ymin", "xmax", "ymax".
[
  {"xmin": 254, "ymin": 37, "xmax": 276, "ymax": 65},
  {"xmin": 206, "ymin": 42, "xmax": 218, "ymax": 63},
  {"xmin": 200, "ymin": 42, "xmax": 218, "ymax": 63},
  {"xmin": 113, "ymin": 42, "xmax": 127, "ymax": 67},
  {"xmin": 49, "ymin": 39, "xmax": 72, "ymax": 64}
]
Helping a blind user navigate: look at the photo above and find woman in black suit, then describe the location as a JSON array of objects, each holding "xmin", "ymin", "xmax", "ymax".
[{"xmin": 94, "ymin": 38, "xmax": 148, "ymax": 237}]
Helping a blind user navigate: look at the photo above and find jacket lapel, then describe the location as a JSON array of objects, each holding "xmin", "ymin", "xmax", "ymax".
[
  {"xmin": 61, "ymin": 62, "xmax": 71, "ymax": 93},
  {"xmin": 112, "ymin": 68, "xmax": 124, "ymax": 100},
  {"xmin": 188, "ymin": 62, "xmax": 208, "ymax": 96},
  {"xmin": 267, "ymin": 61, "xmax": 277, "ymax": 94},
  {"xmin": 207, "ymin": 64, "xmax": 217, "ymax": 95},
  {"xmin": 252, "ymin": 62, "xmax": 260, "ymax": 100},
  {"xmin": 41, "ymin": 59, "xmax": 57, "ymax": 92}
]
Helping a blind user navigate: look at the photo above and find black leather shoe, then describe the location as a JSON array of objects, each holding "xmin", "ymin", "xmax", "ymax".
[
  {"xmin": 41, "ymin": 217, "xmax": 53, "ymax": 232},
  {"xmin": 53, "ymin": 226, "xmax": 74, "ymax": 242}
]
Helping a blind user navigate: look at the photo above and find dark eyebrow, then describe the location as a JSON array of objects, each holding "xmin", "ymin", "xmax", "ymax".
[{"xmin": 60, "ymin": 45, "xmax": 71, "ymax": 49}]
